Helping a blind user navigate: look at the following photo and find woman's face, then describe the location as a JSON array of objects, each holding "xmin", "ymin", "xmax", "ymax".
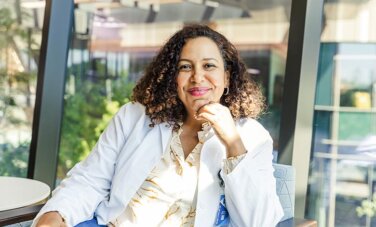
[{"xmin": 176, "ymin": 37, "xmax": 229, "ymax": 118}]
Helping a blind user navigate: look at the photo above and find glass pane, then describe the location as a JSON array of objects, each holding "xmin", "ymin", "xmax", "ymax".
[
  {"xmin": 57, "ymin": 1, "xmax": 293, "ymax": 182},
  {"xmin": 312, "ymin": 111, "xmax": 332, "ymax": 154},
  {"xmin": 338, "ymin": 112, "xmax": 376, "ymax": 141},
  {"xmin": 308, "ymin": 0, "xmax": 376, "ymax": 225},
  {"xmin": 306, "ymin": 158, "xmax": 333, "ymax": 227},
  {"xmin": 335, "ymin": 160, "xmax": 369, "ymax": 226},
  {"xmin": 0, "ymin": 1, "xmax": 44, "ymax": 177}
]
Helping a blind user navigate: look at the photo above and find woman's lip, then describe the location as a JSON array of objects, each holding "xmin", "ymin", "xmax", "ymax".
[{"xmin": 187, "ymin": 87, "xmax": 210, "ymax": 96}]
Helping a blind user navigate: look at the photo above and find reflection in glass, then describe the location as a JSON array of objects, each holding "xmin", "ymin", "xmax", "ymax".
[
  {"xmin": 308, "ymin": 2, "xmax": 376, "ymax": 225},
  {"xmin": 308, "ymin": 43, "xmax": 376, "ymax": 227},
  {"xmin": 0, "ymin": 1, "xmax": 44, "ymax": 177},
  {"xmin": 312, "ymin": 111, "xmax": 332, "ymax": 154},
  {"xmin": 339, "ymin": 112, "xmax": 376, "ymax": 142}
]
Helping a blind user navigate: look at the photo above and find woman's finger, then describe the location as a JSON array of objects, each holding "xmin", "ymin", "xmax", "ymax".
[
  {"xmin": 197, "ymin": 102, "xmax": 222, "ymax": 115},
  {"xmin": 197, "ymin": 112, "xmax": 219, "ymax": 125}
]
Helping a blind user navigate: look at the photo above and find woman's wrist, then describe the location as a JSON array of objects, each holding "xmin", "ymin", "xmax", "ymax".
[{"xmin": 225, "ymin": 134, "xmax": 247, "ymax": 157}]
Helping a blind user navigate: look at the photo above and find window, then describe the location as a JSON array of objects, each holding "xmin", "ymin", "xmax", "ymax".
[
  {"xmin": 307, "ymin": 1, "xmax": 376, "ymax": 226},
  {"xmin": 0, "ymin": 0, "xmax": 44, "ymax": 177}
]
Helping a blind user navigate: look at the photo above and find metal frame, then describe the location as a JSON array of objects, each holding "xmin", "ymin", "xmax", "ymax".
[
  {"xmin": 28, "ymin": 0, "xmax": 74, "ymax": 188},
  {"xmin": 278, "ymin": 0, "xmax": 324, "ymax": 218}
]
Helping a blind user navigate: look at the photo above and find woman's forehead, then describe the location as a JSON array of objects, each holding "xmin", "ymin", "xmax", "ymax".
[{"xmin": 179, "ymin": 37, "xmax": 223, "ymax": 61}]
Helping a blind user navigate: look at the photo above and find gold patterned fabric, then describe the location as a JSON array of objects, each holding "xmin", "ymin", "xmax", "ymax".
[
  {"xmin": 110, "ymin": 124, "xmax": 245, "ymax": 227},
  {"xmin": 223, "ymin": 153, "xmax": 247, "ymax": 174}
]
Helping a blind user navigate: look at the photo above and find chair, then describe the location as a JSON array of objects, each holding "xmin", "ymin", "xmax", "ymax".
[
  {"xmin": 273, "ymin": 163, "xmax": 317, "ymax": 227},
  {"xmin": 273, "ymin": 163, "xmax": 295, "ymax": 222}
]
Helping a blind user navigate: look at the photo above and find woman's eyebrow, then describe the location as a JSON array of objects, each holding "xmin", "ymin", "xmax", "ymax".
[
  {"xmin": 178, "ymin": 58, "xmax": 219, "ymax": 62},
  {"xmin": 178, "ymin": 59, "xmax": 192, "ymax": 63},
  {"xmin": 203, "ymin": 58, "xmax": 219, "ymax": 62}
]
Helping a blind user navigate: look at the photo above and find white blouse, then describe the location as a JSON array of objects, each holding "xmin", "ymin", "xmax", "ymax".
[{"xmin": 110, "ymin": 124, "xmax": 245, "ymax": 227}]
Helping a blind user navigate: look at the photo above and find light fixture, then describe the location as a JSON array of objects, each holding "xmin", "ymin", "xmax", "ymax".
[
  {"xmin": 202, "ymin": 0, "xmax": 218, "ymax": 21},
  {"xmin": 247, "ymin": 68, "xmax": 260, "ymax": 75},
  {"xmin": 145, "ymin": 5, "xmax": 158, "ymax": 23}
]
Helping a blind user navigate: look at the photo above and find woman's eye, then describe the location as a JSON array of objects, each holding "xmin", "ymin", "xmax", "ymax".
[
  {"xmin": 178, "ymin": 64, "xmax": 191, "ymax": 71},
  {"xmin": 204, "ymin": 63, "xmax": 216, "ymax": 69}
]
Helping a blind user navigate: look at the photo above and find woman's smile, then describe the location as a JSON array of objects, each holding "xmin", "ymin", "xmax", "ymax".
[{"xmin": 187, "ymin": 87, "xmax": 211, "ymax": 97}]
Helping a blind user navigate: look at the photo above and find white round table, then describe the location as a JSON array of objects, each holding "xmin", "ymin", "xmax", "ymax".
[{"xmin": 0, "ymin": 177, "xmax": 50, "ymax": 211}]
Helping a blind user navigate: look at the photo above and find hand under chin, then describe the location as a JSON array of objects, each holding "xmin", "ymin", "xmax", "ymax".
[{"xmin": 193, "ymin": 99, "xmax": 213, "ymax": 113}]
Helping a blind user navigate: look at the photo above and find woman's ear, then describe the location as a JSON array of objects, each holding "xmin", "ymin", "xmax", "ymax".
[{"xmin": 225, "ymin": 71, "xmax": 230, "ymax": 87}]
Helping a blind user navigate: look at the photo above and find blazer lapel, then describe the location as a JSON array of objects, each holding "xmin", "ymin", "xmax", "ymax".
[
  {"xmin": 110, "ymin": 124, "xmax": 171, "ymax": 213},
  {"xmin": 159, "ymin": 123, "xmax": 172, "ymax": 154}
]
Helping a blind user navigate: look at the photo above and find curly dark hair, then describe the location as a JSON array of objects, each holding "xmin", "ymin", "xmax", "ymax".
[{"xmin": 132, "ymin": 24, "xmax": 265, "ymax": 130}]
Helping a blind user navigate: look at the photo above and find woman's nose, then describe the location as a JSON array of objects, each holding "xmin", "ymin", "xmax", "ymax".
[{"xmin": 191, "ymin": 67, "xmax": 204, "ymax": 83}]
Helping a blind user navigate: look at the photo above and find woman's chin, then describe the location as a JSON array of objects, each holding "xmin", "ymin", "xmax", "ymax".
[{"xmin": 192, "ymin": 99, "xmax": 211, "ymax": 111}]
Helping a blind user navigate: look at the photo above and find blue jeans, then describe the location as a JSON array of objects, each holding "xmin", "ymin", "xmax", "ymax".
[{"xmin": 74, "ymin": 217, "xmax": 107, "ymax": 227}]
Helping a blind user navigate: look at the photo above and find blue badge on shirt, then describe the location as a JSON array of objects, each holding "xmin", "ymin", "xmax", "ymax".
[{"xmin": 214, "ymin": 194, "xmax": 230, "ymax": 227}]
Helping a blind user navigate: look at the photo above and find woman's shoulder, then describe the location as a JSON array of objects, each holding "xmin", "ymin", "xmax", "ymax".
[
  {"xmin": 237, "ymin": 118, "xmax": 271, "ymax": 141},
  {"xmin": 120, "ymin": 101, "xmax": 145, "ymax": 112},
  {"xmin": 114, "ymin": 102, "xmax": 148, "ymax": 124},
  {"xmin": 112, "ymin": 102, "xmax": 150, "ymax": 135},
  {"xmin": 116, "ymin": 102, "xmax": 146, "ymax": 117}
]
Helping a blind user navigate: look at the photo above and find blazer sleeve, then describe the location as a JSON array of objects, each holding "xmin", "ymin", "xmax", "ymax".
[
  {"xmin": 220, "ymin": 120, "xmax": 284, "ymax": 227},
  {"xmin": 32, "ymin": 104, "xmax": 133, "ymax": 227}
]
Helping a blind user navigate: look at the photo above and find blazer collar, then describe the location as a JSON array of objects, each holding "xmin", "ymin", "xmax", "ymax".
[{"xmin": 158, "ymin": 122, "xmax": 172, "ymax": 153}]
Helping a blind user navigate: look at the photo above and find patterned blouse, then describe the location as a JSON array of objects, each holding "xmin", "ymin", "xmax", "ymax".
[{"xmin": 110, "ymin": 124, "xmax": 245, "ymax": 227}]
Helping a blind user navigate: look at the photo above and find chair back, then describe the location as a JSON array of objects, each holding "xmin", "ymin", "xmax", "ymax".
[{"xmin": 273, "ymin": 163, "xmax": 295, "ymax": 222}]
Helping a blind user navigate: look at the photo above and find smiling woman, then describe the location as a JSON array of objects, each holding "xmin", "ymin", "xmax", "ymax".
[
  {"xmin": 33, "ymin": 24, "xmax": 283, "ymax": 227},
  {"xmin": 132, "ymin": 25, "xmax": 265, "ymax": 131}
]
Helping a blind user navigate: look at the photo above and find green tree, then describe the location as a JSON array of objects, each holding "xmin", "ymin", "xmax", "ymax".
[
  {"xmin": 0, "ymin": 6, "xmax": 37, "ymax": 177},
  {"xmin": 57, "ymin": 67, "xmax": 134, "ymax": 180},
  {"xmin": 0, "ymin": 142, "xmax": 29, "ymax": 176},
  {"xmin": 357, "ymin": 193, "xmax": 376, "ymax": 220}
]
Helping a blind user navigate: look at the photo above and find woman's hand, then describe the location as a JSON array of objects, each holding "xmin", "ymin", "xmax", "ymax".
[
  {"xmin": 196, "ymin": 102, "xmax": 247, "ymax": 157},
  {"xmin": 36, "ymin": 211, "xmax": 66, "ymax": 227}
]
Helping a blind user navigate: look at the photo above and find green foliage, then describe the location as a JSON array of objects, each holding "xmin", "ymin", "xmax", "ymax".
[
  {"xmin": 0, "ymin": 7, "xmax": 33, "ymax": 50},
  {"xmin": 94, "ymin": 101, "xmax": 120, "ymax": 138},
  {"xmin": 0, "ymin": 5, "xmax": 37, "ymax": 177},
  {"xmin": 0, "ymin": 142, "xmax": 29, "ymax": 177},
  {"xmin": 57, "ymin": 69, "xmax": 135, "ymax": 180},
  {"xmin": 356, "ymin": 193, "xmax": 376, "ymax": 219}
]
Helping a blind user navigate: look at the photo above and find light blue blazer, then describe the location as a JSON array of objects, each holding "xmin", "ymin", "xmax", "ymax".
[{"xmin": 33, "ymin": 102, "xmax": 283, "ymax": 227}]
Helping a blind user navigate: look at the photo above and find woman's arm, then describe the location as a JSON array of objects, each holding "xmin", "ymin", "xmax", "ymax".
[
  {"xmin": 32, "ymin": 104, "xmax": 134, "ymax": 226},
  {"xmin": 197, "ymin": 103, "xmax": 283, "ymax": 226},
  {"xmin": 221, "ymin": 122, "xmax": 283, "ymax": 227}
]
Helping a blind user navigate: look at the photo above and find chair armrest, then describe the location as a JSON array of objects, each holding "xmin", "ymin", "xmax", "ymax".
[{"xmin": 0, "ymin": 204, "xmax": 43, "ymax": 226}]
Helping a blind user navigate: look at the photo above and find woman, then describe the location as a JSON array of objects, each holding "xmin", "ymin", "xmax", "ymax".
[{"xmin": 34, "ymin": 24, "xmax": 283, "ymax": 227}]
